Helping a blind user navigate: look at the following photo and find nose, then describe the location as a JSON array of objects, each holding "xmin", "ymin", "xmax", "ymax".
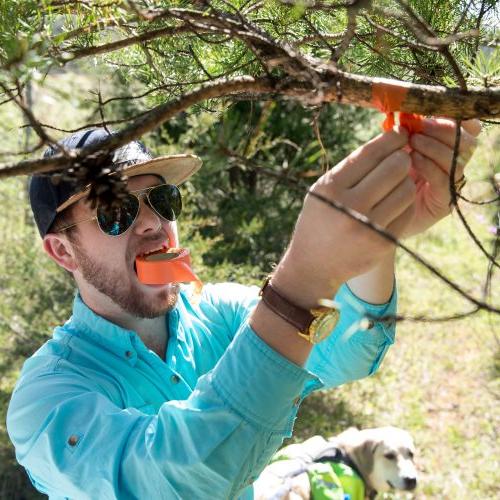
[
  {"xmin": 403, "ymin": 477, "xmax": 417, "ymax": 490},
  {"xmin": 133, "ymin": 195, "xmax": 162, "ymax": 235}
]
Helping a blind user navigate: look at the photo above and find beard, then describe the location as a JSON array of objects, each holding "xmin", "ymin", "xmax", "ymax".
[{"xmin": 72, "ymin": 242, "xmax": 179, "ymax": 318}]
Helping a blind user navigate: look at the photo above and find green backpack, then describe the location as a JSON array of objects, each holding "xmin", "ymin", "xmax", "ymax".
[
  {"xmin": 307, "ymin": 460, "xmax": 365, "ymax": 500},
  {"xmin": 270, "ymin": 448, "xmax": 365, "ymax": 500}
]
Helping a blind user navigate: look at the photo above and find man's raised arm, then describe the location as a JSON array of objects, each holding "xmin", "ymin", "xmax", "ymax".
[{"xmin": 250, "ymin": 128, "xmax": 413, "ymax": 366}]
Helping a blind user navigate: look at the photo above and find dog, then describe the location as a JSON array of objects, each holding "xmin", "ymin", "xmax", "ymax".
[{"xmin": 253, "ymin": 426, "xmax": 418, "ymax": 499}]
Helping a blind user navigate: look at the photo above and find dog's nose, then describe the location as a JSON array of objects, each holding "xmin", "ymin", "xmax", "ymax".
[{"xmin": 404, "ymin": 477, "xmax": 417, "ymax": 490}]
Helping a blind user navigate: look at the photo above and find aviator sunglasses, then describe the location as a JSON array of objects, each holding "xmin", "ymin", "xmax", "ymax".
[{"xmin": 57, "ymin": 183, "xmax": 182, "ymax": 236}]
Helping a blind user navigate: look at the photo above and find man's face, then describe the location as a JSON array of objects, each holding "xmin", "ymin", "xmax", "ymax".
[{"xmin": 64, "ymin": 175, "xmax": 181, "ymax": 318}]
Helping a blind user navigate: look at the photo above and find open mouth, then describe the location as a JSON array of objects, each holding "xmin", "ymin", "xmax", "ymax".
[
  {"xmin": 137, "ymin": 246, "xmax": 169, "ymax": 260},
  {"xmin": 133, "ymin": 243, "xmax": 169, "ymax": 277}
]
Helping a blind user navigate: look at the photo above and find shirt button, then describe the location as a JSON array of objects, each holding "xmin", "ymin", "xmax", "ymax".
[
  {"xmin": 68, "ymin": 435, "xmax": 79, "ymax": 446},
  {"xmin": 170, "ymin": 374, "xmax": 180, "ymax": 384},
  {"xmin": 125, "ymin": 350, "xmax": 133, "ymax": 359}
]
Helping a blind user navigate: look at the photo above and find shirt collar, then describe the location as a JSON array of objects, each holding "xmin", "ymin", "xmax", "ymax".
[
  {"xmin": 70, "ymin": 293, "xmax": 137, "ymax": 358},
  {"xmin": 68, "ymin": 291, "xmax": 185, "ymax": 359}
]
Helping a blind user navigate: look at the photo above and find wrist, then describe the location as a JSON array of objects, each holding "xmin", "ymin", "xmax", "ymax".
[
  {"xmin": 272, "ymin": 250, "xmax": 341, "ymax": 310},
  {"xmin": 346, "ymin": 248, "xmax": 396, "ymax": 304},
  {"xmin": 249, "ymin": 301, "xmax": 313, "ymax": 367}
]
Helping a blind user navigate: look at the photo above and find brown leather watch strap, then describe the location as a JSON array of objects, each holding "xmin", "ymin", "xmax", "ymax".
[{"xmin": 259, "ymin": 277, "xmax": 314, "ymax": 333}]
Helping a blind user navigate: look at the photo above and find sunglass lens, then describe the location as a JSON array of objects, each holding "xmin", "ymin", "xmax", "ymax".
[
  {"xmin": 149, "ymin": 184, "xmax": 182, "ymax": 221},
  {"xmin": 97, "ymin": 195, "xmax": 139, "ymax": 236}
]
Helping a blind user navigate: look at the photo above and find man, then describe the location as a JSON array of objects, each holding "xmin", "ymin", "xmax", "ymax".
[{"xmin": 7, "ymin": 119, "xmax": 479, "ymax": 499}]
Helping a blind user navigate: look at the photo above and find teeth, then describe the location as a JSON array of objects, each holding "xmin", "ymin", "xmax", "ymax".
[{"xmin": 137, "ymin": 244, "xmax": 167, "ymax": 259}]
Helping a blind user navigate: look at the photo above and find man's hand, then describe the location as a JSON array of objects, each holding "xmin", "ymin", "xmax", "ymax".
[
  {"xmin": 403, "ymin": 118, "xmax": 481, "ymax": 238},
  {"xmin": 272, "ymin": 129, "xmax": 415, "ymax": 309}
]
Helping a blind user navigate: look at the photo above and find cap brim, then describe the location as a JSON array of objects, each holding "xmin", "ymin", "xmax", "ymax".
[{"xmin": 56, "ymin": 154, "xmax": 202, "ymax": 212}]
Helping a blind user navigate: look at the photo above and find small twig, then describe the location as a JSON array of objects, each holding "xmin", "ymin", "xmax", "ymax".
[
  {"xmin": 301, "ymin": 14, "xmax": 338, "ymax": 55},
  {"xmin": 308, "ymin": 190, "xmax": 500, "ymax": 315},
  {"xmin": 189, "ymin": 45, "xmax": 214, "ymax": 79},
  {"xmin": 311, "ymin": 107, "xmax": 329, "ymax": 172},
  {"xmin": 448, "ymin": 122, "xmax": 499, "ymax": 269},
  {"xmin": 362, "ymin": 14, "xmax": 439, "ymax": 52},
  {"xmin": 332, "ymin": 3, "xmax": 358, "ymax": 63},
  {"xmin": 394, "ymin": 0, "xmax": 468, "ymax": 88},
  {"xmin": 483, "ymin": 217, "xmax": 499, "ymax": 303},
  {"xmin": 59, "ymin": 24, "xmax": 201, "ymax": 61},
  {"xmin": 0, "ymin": 82, "xmax": 65, "ymax": 157},
  {"xmin": 96, "ymin": 86, "xmax": 110, "ymax": 135},
  {"xmin": 0, "ymin": 140, "xmax": 46, "ymax": 158}
]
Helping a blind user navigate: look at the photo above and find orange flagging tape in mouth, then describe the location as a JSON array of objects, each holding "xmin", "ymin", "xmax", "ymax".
[
  {"xmin": 371, "ymin": 82, "xmax": 424, "ymax": 134},
  {"xmin": 136, "ymin": 247, "xmax": 203, "ymax": 294}
]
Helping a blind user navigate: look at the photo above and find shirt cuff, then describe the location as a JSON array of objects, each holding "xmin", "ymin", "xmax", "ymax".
[
  {"xmin": 210, "ymin": 322, "xmax": 322, "ymax": 434},
  {"xmin": 338, "ymin": 282, "xmax": 397, "ymax": 340}
]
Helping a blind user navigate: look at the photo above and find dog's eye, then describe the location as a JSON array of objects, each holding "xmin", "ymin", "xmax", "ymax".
[
  {"xmin": 408, "ymin": 450, "xmax": 414, "ymax": 459},
  {"xmin": 384, "ymin": 452, "xmax": 396, "ymax": 460}
]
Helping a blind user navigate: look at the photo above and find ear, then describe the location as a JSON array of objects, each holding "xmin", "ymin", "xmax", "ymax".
[
  {"xmin": 361, "ymin": 438, "xmax": 378, "ymax": 465},
  {"xmin": 43, "ymin": 233, "xmax": 78, "ymax": 273},
  {"xmin": 350, "ymin": 437, "xmax": 379, "ymax": 484}
]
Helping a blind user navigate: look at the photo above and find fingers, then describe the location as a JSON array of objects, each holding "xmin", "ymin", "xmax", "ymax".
[
  {"xmin": 385, "ymin": 203, "xmax": 416, "ymax": 239},
  {"xmin": 350, "ymin": 150, "xmax": 411, "ymax": 209},
  {"xmin": 415, "ymin": 118, "xmax": 477, "ymax": 166},
  {"xmin": 330, "ymin": 129, "xmax": 408, "ymax": 189},
  {"xmin": 410, "ymin": 118, "xmax": 478, "ymax": 177},
  {"xmin": 462, "ymin": 119, "xmax": 482, "ymax": 137},
  {"xmin": 411, "ymin": 150, "xmax": 459, "ymax": 187},
  {"xmin": 410, "ymin": 133, "xmax": 470, "ymax": 176},
  {"xmin": 369, "ymin": 177, "xmax": 416, "ymax": 228},
  {"xmin": 419, "ymin": 118, "xmax": 480, "ymax": 148}
]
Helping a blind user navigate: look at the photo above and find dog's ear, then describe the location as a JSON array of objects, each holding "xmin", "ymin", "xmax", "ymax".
[{"xmin": 350, "ymin": 437, "xmax": 379, "ymax": 484}]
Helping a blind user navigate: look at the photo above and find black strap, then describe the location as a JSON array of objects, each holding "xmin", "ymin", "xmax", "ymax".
[
  {"xmin": 314, "ymin": 446, "xmax": 364, "ymax": 482},
  {"xmin": 315, "ymin": 446, "xmax": 379, "ymax": 498},
  {"xmin": 75, "ymin": 129, "xmax": 95, "ymax": 148}
]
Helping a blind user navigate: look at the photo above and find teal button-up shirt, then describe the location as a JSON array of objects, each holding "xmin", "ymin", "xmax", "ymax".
[{"xmin": 7, "ymin": 282, "xmax": 396, "ymax": 499}]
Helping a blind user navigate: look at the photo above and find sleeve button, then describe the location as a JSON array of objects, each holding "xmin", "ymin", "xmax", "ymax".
[
  {"xmin": 361, "ymin": 318, "xmax": 375, "ymax": 330},
  {"xmin": 170, "ymin": 374, "xmax": 180, "ymax": 384},
  {"xmin": 68, "ymin": 435, "xmax": 79, "ymax": 446},
  {"xmin": 125, "ymin": 350, "xmax": 133, "ymax": 358}
]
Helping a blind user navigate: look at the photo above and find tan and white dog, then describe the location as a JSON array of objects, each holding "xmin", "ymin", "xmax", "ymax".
[{"xmin": 254, "ymin": 426, "xmax": 418, "ymax": 499}]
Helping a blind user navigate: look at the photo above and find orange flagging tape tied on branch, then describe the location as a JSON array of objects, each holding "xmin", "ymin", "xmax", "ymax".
[
  {"xmin": 136, "ymin": 247, "xmax": 203, "ymax": 295},
  {"xmin": 372, "ymin": 82, "xmax": 424, "ymax": 134}
]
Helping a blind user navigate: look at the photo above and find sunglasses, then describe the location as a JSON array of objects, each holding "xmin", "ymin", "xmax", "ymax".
[{"xmin": 57, "ymin": 183, "xmax": 182, "ymax": 236}]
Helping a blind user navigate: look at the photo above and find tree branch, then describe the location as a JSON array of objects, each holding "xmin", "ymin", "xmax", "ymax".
[
  {"xmin": 1, "ymin": 69, "xmax": 499, "ymax": 178},
  {"xmin": 59, "ymin": 24, "xmax": 201, "ymax": 61}
]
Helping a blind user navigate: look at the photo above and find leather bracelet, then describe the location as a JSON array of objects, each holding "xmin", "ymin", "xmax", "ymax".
[{"xmin": 259, "ymin": 276, "xmax": 314, "ymax": 334}]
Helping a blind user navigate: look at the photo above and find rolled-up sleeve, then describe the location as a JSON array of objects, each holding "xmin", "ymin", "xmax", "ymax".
[
  {"xmin": 305, "ymin": 282, "xmax": 397, "ymax": 390},
  {"xmin": 7, "ymin": 323, "xmax": 320, "ymax": 500}
]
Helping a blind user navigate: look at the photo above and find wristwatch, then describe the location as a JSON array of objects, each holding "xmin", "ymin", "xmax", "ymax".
[{"xmin": 259, "ymin": 276, "xmax": 340, "ymax": 344}]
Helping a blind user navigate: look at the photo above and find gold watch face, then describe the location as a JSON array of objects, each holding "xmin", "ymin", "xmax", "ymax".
[{"xmin": 309, "ymin": 308, "xmax": 340, "ymax": 344}]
